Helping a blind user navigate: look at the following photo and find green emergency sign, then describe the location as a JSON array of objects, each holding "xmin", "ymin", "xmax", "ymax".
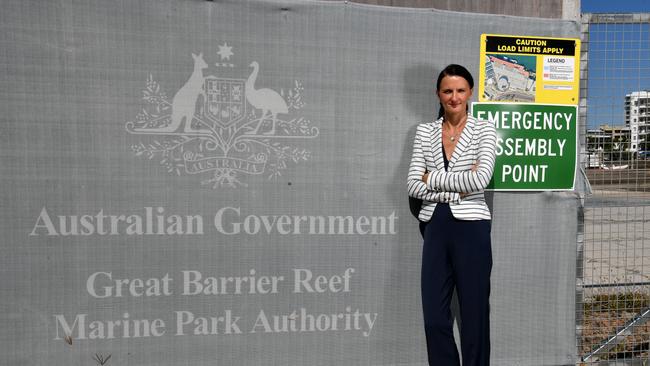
[{"xmin": 472, "ymin": 103, "xmax": 577, "ymax": 190}]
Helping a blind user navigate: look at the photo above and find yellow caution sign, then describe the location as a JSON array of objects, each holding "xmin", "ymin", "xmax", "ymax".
[{"xmin": 479, "ymin": 34, "xmax": 580, "ymax": 105}]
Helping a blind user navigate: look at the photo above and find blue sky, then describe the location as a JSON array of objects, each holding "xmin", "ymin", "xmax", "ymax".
[
  {"xmin": 581, "ymin": 1, "xmax": 650, "ymax": 129},
  {"xmin": 582, "ymin": 0, "xmax": 650, "ymax": 13}
]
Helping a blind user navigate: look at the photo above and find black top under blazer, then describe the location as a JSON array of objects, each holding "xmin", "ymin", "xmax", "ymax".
[{"xmin": 407, "ymin": 115, "xmax": 497, "ymax": 221}]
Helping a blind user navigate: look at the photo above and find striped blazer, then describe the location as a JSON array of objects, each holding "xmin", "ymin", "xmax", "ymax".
[{"xmin": 407, "ymin": 115, "xmax": 497, "ymax": 221}]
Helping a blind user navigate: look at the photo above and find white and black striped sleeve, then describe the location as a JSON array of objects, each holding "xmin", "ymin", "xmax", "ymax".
[
  {"xmin": 426, "ymin": 122, "xmax": 497, "ymax": 193},
  {"xmin": 407, "ymin": 125, "xmax": 460, "ymax": 203},
  {"xmin": 407, "ymin": 179, "xmax": 460, "ymax": 202}
]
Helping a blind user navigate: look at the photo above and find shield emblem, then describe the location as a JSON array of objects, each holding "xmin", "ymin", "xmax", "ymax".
[{"xmin": 204, "ymin": 76, "xmax": 246, "ymax": 128}]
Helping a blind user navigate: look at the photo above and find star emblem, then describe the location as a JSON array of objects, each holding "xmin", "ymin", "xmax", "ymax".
[{"xmin": 217, "ymin": 43, "xmax": 234, "ymax": 61}]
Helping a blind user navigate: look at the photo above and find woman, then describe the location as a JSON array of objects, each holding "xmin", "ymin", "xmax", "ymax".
[{"xmin": 407, "ymin": 64, "xmax": 496, "ymax": 365}]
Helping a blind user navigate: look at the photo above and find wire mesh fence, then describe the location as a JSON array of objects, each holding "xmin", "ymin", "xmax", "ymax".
[{"xmin": 579, "ymin": 13, "xmax": 650, "ymax": 364}]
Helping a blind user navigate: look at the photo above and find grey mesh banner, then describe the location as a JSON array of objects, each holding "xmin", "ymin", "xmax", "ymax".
[{"xmin": 0, "ymin": 1, "xmax": 579, "ymax": 365}]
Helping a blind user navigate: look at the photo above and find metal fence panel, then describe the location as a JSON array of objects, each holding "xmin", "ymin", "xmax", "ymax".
[{"xmin": 580, "ymin": 12, "xmax": 650, "ymax": 363}]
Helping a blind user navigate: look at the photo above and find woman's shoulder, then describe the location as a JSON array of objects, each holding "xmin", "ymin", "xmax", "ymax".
[
  {"xmin": 416, "ymin": 118, "xmax": 442, "ymax": 131},
  {"xmin": 471, "ymin": 115, "xmax": 496, "ymax": 132},
  {"xmin": 469, "ymin": 114, "xmax": 485, "ymax": 124}
]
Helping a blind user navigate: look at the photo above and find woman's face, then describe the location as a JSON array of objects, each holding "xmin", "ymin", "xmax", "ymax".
[{"xmin": 437, "ymin": 75, "xmax": 473, "ymax": 116}]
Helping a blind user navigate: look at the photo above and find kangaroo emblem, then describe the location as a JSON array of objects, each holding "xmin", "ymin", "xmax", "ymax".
[
  {"xmin": 125, "ymin": 45, "xmax": 320, "ymax": 188},
  {"xmin": 159, "ymin": 53, "xmax": 208, "ymax": 132}
]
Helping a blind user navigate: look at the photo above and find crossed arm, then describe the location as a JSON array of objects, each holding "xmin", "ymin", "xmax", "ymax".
[
  {"xmin": 406, "ymin": 128, "xmax": 460, "ymax": 203},
  {"xmin": 406, "ymin": 123, "xmax": 497, "ymax": 202}
]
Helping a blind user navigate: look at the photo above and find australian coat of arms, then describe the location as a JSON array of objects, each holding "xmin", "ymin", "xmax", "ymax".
[{"xmin": 125, "ymin": 46, "xmax": 319, "ymax": 188}]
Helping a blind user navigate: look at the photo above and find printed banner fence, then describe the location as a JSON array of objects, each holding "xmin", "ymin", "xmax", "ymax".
[{"xmin": 0, "ymin": 1, "xmax": 582, "ymax": 365}]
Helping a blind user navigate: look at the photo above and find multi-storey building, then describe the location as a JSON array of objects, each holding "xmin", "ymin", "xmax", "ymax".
[
  {"xmin": 585, "ymin": 124, "xmax": 631, "ymax": 166},
  {"xmin": 625, "ymin": 90, "xmax": 650, "ymax": 151}
]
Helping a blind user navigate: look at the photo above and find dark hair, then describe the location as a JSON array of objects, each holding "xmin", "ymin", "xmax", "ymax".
[{"xmin": 436, "ymin": 64, "xmax": 474, "ymax": 119}]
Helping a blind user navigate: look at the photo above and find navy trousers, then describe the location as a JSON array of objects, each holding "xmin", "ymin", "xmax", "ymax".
[{"xmin": 419, "ymin": 203, "xmax": 492, "ymax": 366}]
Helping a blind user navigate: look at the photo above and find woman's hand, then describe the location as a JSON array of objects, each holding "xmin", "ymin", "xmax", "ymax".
[
  {"xmin": 470, "ymin": 160, "xmax": 480, "ymax": 171},
  {"xmin": 421, "ymin": 171, "xmax": 429, "ymax": 184}
]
